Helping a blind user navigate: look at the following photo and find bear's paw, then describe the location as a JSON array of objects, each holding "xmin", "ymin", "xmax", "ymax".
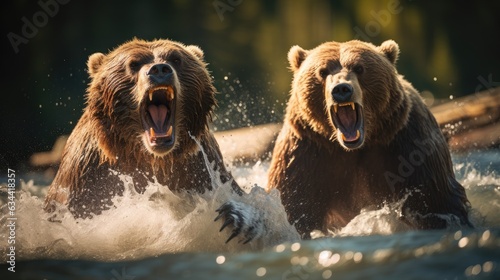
[{"xmin": 214, "ymin": 200, "xmax": 265, "ymax": 244}]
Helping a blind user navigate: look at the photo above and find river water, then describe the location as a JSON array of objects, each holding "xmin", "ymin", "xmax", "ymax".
[{"xmin": 1, "ymin": 148, "xmax": 499, "ymax": 280}]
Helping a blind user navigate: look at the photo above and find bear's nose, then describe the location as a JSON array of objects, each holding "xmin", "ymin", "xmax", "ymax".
[
  {"xmin": 147, "ymin": 63, "xmax": 173, "ymax": 84},
  {"xmin": 332, "ymin": 83, "xmax": 353, "ymax": 103}
]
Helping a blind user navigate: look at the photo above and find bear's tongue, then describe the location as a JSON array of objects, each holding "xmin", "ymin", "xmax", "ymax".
[
  {"xmin": 147, "ymin": 104, "xmax": 168, "ymax": 132},
  {"xmin": 336, "ymin": 105, "xmax": 358, "ymax": 141}
]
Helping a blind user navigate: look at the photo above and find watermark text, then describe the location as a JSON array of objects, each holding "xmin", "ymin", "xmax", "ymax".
[
  {"xmin": 213, "ymin": 0, "xmax": 243, "ymax": 21},
  {"xmin": 7, "ymin": 0, "xmax": 71, "ymax": 54},
  {"xmin": 384, "ymin": 134, "xmax": 440, "ymax": 191},
  {"xmin": 6, "ymin": 169, "xmax": 17, "ymax": 273}
]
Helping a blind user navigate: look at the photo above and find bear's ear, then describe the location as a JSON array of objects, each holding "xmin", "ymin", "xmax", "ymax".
[
  {"xmin": 186, "ymin": 45, "xmax": 205, "ymax": 60},
  {"xmin": 378, "ymin": 40, "xmax": 399, "ymax": 65},
  {"xmin": 87, "ymin": 52, "xmax": 106, "ymax": 77},
  {"xmin": 288, "ymin": 45, "xmax": 308, "ymax": 72}
]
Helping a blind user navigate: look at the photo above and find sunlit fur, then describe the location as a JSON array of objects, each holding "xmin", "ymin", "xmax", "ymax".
[
  {"xmin": 44, "ymin": 38, "xmax": 236, "ymax": 218},
  {"xmin": 268, "ymin": 39, "xmax": 471, "ymax": 238}
]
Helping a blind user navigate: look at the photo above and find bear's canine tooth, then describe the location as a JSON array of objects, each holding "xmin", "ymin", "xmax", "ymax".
[
  {"xmin": 150, "ymin": 127, "xmax": 156, "ymax": 138},
  {"xmin": 149, "ymin": 91, "xmax": 153, "ymax": 101},
  {"xmin": 166, "ymin": 126, "xmax": 173, "ymax": 137},
  {"xmin": 340, "ymin": 130, "xmax": 360, "ymax": 142},
  {"xmin": 338, "ymin": 102, "xmax": 355, "ymax": 110},
  {"xmin": 334, "ymin": 104, "xmax": 338, "ymax": 113},
  {"xmin": 166, "ymin": 86, "xmax": 174, "ymax": 100}
]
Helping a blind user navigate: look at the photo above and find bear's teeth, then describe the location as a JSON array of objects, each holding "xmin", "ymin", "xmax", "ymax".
[
  {"xmin": 166, "ymin": 126, "xmax": 173, "ymax": 137},
  {"xmin": 148, "ymin": 86, "xmax": 174, "ymax": 101},
  {"xmin": 166, "ymin": 86, "xmax": 174, "ymax": 101},
  {"xmin": 339, "ymin": 102, "xmax": 355, "ymax": 110},
  {"xmin": 334, "ymin": 102, "xmax": 355, "ymax": 113},
  {"xmin": 340, "ymin": 130, "xmax": 361, "ymax": 142},
  {"xmin": 150, "ymin": 127, "xmax": 156, "ymax": 138}
]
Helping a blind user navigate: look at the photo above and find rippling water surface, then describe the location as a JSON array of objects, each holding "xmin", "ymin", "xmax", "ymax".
[{"xmin": 1, "ymin": 149, "xmax": 499, "ymax": 280}]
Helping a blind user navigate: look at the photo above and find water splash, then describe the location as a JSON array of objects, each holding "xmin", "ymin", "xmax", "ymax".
[
  {"xmin": 1, "ymin": 150, "xmax": 499, "ymax": 263},
  {"xmin": 0, "ymin": 142, "xmax": 300, "ymax": 262}
]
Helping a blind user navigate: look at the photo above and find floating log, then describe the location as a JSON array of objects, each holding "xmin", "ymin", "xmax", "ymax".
[
  {"xmin": 29, "ymin": 135, "xmax": 68, "ymax": 167},
  {"xmin": 431, "ymin": 87, "xmax": 500, "ymax": 152}
]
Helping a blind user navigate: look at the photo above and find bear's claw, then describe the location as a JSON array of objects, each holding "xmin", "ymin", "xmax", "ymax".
[{"xmin": 215, "ymin": 201, "xmax": 264, "ymax": 244}]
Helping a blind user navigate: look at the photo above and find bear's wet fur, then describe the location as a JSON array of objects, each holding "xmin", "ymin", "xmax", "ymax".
[
  {"xmin": 44, "ymin": 38, "xmax": 240, "ymax": 218},
  {"xmin": 267, "ymin": 39, "xmax": 472, "ymax": 238}
]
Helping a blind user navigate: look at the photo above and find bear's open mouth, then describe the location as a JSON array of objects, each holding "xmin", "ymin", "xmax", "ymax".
[
  {"xmin": 142, "ymin": 85, "xmax": 176, "ymax": 151},
  {"xmin": 330, "ymin": 102, "xmax": 365, "ymax": 149}
]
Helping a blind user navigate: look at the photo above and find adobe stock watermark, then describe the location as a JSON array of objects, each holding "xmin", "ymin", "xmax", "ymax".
[
  {"xmin": 6, "ymin": 169, "xmax": 17, "ymax": 273},
  {"xmin": 213, "ymin": 0, "xmax": 243, "ymax": 21},
  {"xmin": 353, "ymin": 0, "xmax": 404, "ymax": 41},
  {"xmin": 384, "ymin": 132, "xmax": 441, "ymax": 192},
  {"xmin": 7, "ymin": 0, "xmax": 71, "ymax": 54},
  {"xmin": 475, "ymin": 74, "xmax": 500, "ymax": 93}
]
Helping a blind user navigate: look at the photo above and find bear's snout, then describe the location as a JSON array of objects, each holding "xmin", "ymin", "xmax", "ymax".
[
  {"xmin": 332, "ymin": 83, "xmax": 353, "ymax": 103},
  {"xmin": 147, "ymin": 63, "xmax": 174, "ymax": 84},
  {"xmin": 328, "ymin": 82, "xmax": 365, "ymax": 150}
]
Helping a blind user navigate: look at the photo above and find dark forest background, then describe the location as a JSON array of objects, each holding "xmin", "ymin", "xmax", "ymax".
[{"xmin": 1, "ymin": 0, "xmax": 499, "ymax": 172}]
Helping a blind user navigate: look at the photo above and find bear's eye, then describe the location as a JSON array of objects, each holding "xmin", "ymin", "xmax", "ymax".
[
  {"xmin": 169, "ymin": 55, "xmax": 181, "ymax": 66},
  {"xmin": 128, "ymin": 60, "xmax": 141, "ymax": 72},
  {"xmin": 318, "ymin": 68, "xmax": 329, "ymax": 79},
  {"xmin": 353, "ymin": 65, "xmax": 364, "ymax": 75}
]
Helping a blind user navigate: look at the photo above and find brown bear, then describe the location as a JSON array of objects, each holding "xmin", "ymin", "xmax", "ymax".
[
  {"xmin": 267, "ymin": 39, "xmax": 472, "ymax": 239},
  {"xmin": 43, "ymin": 38, "xmax": 258, "ymax": 243}
]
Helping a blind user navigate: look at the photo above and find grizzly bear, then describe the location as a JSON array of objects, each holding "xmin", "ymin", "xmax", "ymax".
[
  {"xmin": 43, "ymin": 38, "xmax": 258, "ymax": 243},
  {"xmin": 267, "ymin": 39, "xmax": 472, "ymax": 239}
]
